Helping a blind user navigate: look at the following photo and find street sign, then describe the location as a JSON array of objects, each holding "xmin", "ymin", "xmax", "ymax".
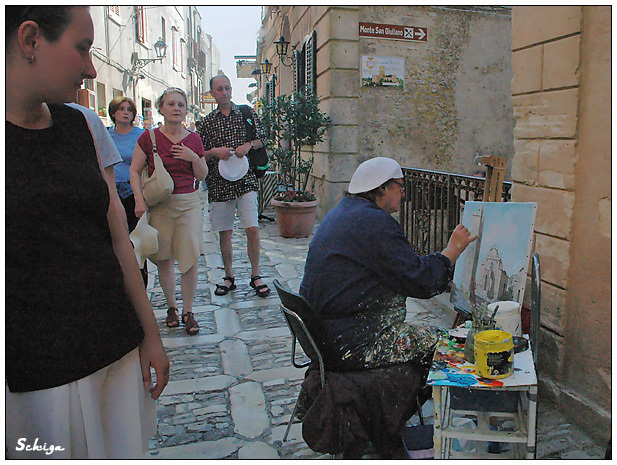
[
  {"xmin": 359, "ymin": 22, "xmax": 427, "ymax": 42},
  {"xmin": 201, "ymin": 91, "xmax": 216, "ymax": 104}
]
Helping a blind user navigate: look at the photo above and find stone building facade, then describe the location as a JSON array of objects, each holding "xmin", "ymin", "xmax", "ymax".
[
  {"xmin": 510, "ymin": 6, "xmax": 611, "ymax": 442},
  {"xmin": 258, "ymin": 4, "xmax": 611, "ymax": 443},
  {"xmin": 81, "ymin": 6, "xmax": 217, "ymax": 127},
  {"xmin": 257, "ymin": 6, "xmax": 514, "ymax": 213}
]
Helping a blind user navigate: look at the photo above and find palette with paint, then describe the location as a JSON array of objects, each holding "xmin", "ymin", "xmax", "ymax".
[{"xmin": 427, "ymin": 334, "xmax": 536, "ymax": 389}]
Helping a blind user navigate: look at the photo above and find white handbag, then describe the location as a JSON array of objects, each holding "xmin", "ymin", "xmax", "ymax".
[
  {"xmin": 129, "ymin": 212, "xmax": 159, "ymax": 267},
  {"xmin": 142, "ymin": 129, "xmax": 173, "ymax": 207}
]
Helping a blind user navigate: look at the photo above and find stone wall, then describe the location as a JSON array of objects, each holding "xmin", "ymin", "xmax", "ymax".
[
  {"xmin": 511, "ymin": 6, "xmax": 611, "ymax": 443},
  {"xmin": 258, "ymin": 6, "xmax": 514, "ymax": 214}
]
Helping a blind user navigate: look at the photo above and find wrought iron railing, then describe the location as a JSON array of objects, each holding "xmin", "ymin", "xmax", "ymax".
[{"xmin": 400, "ymin": 167, "xmax": 512, "ymax": 255}]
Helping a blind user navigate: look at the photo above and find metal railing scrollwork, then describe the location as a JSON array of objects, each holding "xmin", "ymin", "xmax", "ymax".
[{"xmin": 400, "ymin": 167, "xmax": 512, "ymax": 255}]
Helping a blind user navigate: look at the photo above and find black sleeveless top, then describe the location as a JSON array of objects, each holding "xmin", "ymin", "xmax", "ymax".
[{"xmin": 6, "ymin": 104, "xmax": 144, "ymax": 392}]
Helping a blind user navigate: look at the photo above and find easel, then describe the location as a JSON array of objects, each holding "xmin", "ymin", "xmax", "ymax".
[
  {"xmin": 451, "ymin": 155, "xmax": 506, "ymax": 328},
  {"xmin": 477, "ymin": 155, "xmax": 506, "ymax": 202}
]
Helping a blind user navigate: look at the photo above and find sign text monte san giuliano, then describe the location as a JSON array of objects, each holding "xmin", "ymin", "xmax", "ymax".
[{"xmin": 359, "ymin": 22, "xmax": 427, "ymax": 42}]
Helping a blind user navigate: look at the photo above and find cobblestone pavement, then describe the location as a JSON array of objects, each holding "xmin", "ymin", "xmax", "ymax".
[{"xmin": 142, "ymin": 192, "xmax": 605, "ymax": 460}]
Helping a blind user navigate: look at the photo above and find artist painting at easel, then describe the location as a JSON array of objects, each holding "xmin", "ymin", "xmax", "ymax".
[{"xmin": 296, "ymin": 157, "xmax": 477, "ymax": 458}]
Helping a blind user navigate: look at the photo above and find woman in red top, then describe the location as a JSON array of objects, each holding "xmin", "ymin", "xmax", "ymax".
[{"xmin": 131, "ymin": 87, "xmax": 208, "ymax": 335}]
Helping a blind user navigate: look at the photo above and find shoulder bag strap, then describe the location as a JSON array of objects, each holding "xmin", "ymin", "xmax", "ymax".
[
  {"xmin": 148, "ymin": 128, "xmax": 158, "ymax": 155},
  {"xmin": 142, "ymin": 129, "xmax": 159, "ymax": 184},
  {"xmin": 238, "ymin": 105, "xmax": 256, "ymax": 142}
]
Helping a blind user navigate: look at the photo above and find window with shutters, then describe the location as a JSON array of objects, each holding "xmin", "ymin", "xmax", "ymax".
[
  {"xmin": 108, "ymin": 6, "xmax": 121, "ymax": 23},
  {"xmin": 172, "ymin": 27, "xmax": 179, "ymax": 71},
  {"xmin": 269, "ymin": 76, "xmax": 276, "ymax": 102},
  {"xmin": 135, "ymin": 7, "xmax": 147, "ymax": 44},
  {"xmin": 180, "ymin": 38, "xmax": 186, "ymax": 74},
  {"xmin": 264, "ymin": 76, "xmax": 276, "ymax": 105},
  {"xmin": 293, "ymin": 31, "xmax": 316, "ymax": 95}
]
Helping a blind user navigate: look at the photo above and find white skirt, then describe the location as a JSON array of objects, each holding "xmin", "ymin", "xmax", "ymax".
[{"xmin": 6, "ymin": 348, "xmax": 156, "ymax": 459}]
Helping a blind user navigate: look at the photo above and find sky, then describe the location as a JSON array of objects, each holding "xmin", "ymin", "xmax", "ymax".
[{"xmin": 197, "ymin": 6, "xmax": 262, "ymax": 105}]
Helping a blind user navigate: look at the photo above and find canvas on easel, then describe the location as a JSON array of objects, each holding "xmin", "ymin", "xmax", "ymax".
[{"xmin": 450, "ymin": 202, "xmax": 537, "ymax": 315}]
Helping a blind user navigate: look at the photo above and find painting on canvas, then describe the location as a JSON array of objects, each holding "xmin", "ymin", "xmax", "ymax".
[{"xmin": 450, "ymin": 202, "xmax": 537, "ymax": 315}]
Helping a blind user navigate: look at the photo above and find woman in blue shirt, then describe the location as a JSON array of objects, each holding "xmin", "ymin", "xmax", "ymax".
[{"xmin": 108, "ymin": 96, "xmax": 147, "ymax": 284}]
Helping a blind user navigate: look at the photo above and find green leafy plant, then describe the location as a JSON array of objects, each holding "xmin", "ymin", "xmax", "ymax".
[{"xmin": 259, "ymin": 92, "xmax": 331, "ymax": 201}]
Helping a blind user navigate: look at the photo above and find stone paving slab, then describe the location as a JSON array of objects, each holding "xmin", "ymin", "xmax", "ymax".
[{"xmin": 146, "ymin": 193, "xmax": 605, "ymax": 460}]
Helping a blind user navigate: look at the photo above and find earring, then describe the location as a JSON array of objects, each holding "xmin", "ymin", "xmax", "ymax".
[{"xmin": 27, "ymin": 56, "xmax": 35, "ymax": 64}]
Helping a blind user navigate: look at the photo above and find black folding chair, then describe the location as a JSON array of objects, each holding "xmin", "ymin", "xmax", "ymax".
[{"xmin": 273, "ymin": 279, "xmax": 326, "ymax": 442}]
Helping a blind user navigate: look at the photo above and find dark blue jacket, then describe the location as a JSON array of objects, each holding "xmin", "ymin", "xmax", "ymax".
[{"xmin": 299, "ymin": 196, "xmax": 452, "ymax": 370}]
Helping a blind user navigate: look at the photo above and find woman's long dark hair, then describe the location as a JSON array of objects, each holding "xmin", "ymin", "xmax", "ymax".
[{"xmin": 6, "ymin": 6, "xmax": 77, "ymax": 46}]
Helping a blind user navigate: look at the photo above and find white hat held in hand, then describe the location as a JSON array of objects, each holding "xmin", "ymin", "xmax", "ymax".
[
  {"xmin": 219, "ymin": 152, "xmax": 249, "ymax": 182},
  {"xmin": 348, "ymin": 157, "xmax": 404, "ymax": 194},
  {"xmin": 130, "ymin": 213, "xmax": 159, "ymax": 268}
]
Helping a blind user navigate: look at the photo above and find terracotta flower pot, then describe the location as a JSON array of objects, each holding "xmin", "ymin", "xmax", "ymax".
[{"xmin": 271, "ymin": 198, "xmax": 319, "ymax": 238}]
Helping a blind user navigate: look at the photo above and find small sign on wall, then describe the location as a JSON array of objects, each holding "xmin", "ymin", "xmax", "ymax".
[
  {"xmin": 361, "ymin": 55, "xmax": 405, "ymax": 88},
  {"xmin": 359, "ymin": 22, "xmax": 427, "ymax": 42}
]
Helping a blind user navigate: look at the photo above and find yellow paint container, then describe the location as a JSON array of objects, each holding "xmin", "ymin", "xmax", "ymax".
[{"xmin": 474, "ymin": 330, "xmax": 514, "ymax": 379}]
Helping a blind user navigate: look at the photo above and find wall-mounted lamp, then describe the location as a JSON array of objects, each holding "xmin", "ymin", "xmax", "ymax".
[
  {"xmin": 274, "ymin": 36, "xmax": 293, "ymax": 67},
  {"xmin": 131, "ymin": 37, "xmax": 168, "ymax": 70},
  {"xmin": 274, "ymin": 36, "xmax": 289, "ymax": 56},
  {"xmin": 261, "ymin": 59, "xmax": 273, "ymax": 75}
]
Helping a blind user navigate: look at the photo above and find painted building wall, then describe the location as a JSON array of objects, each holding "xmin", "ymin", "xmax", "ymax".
[
  {"xmin": 258, "ymin": 6, "xmax": 514, "ymax": 214},
  {"xmin": 88, "ymin": 6, "xmax": 207, "ymax": 127},
  {"xmin": 511, "ymin": 6, "xmax": 611, "ymax": 442}
]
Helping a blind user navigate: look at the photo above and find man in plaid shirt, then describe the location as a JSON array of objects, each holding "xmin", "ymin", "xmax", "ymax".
[{"xmin": 196, "ymin": 75, "xmax": 270, "ymax": 298}]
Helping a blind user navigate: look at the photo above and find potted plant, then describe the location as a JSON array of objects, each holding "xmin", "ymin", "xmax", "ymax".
[{"xmin": 259, "ymin": 92, "xmax": 331, "ymax": 238}]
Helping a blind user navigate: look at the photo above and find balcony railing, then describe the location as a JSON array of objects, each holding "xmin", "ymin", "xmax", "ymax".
[{"xmin": 400, "ymin": 167, "xmax": 512, "ymax": 255}]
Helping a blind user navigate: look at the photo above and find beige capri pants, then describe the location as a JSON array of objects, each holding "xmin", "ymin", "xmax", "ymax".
[{"xmin": 148, "ymin": 191, "xmax": 204, "ymax": 274}]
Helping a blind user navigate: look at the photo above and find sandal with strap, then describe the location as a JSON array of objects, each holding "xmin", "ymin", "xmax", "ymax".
[
  {"xmin": 250, "ymin": 275, "xmax": 271, "ymax": 298},
  {"xmin": 214, "ymin": 276, "xmax": 236, "ymax": 296},
  {"xmin": 165, "ymin": 307, "xmax": 180, "ymax": 328},
  {"xmin": 182, "ymin": 312, "xmax": 199, "ymax": 335}
]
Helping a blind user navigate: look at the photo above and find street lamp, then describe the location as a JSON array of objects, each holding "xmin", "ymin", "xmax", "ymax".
[
  {"xmin": 131, "ymin": 37, "xmax": 168, "ymax": 70},
  {"xmin": 274, "ymin": 36, "xmax": 289, "ymax": 56},
  {"xmin": 261, "ymin": 59, "xmax": 273, "ymax": 75},
  {"xmin": 274, "ymin": 36, "xmax": 293, "ymax": 67}
]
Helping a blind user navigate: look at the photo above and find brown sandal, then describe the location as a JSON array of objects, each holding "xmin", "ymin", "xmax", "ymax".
[
  {"xmin": 182, "ymin": 311, "xmax": 199, "ymax": 335},
  {"xmin": 165, "ymin": 307, "xmax": 180, "ymax": 328}
]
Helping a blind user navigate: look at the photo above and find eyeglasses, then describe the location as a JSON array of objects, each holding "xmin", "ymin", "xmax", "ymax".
[{"xmin": 391, "ymin": 179, "xmax": 405, "ymax": 192}]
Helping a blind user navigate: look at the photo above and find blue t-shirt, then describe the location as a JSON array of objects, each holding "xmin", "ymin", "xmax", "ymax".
[{"xmin": 108, "ymin": 126, "xmax": 144, "ymax": 199}]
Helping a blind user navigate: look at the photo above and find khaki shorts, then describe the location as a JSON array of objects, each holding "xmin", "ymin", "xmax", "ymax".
[{"xmin": 209, "ymin": 191, "xmax": 259, "ymax": 232}]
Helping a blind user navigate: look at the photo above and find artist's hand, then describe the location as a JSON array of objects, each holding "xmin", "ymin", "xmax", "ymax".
[
  {"xmin": 171, "ymin": 143, "xmax": 199, "ymax": 162},
  {"xmin": 441, "ymin": 224, "xmax": 478, "ymax": 264}
]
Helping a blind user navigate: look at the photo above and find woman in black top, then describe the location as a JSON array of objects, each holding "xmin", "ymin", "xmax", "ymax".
[{"xmin": 5, "ymin": 6, "xmax": 169, "ymax": 459}]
